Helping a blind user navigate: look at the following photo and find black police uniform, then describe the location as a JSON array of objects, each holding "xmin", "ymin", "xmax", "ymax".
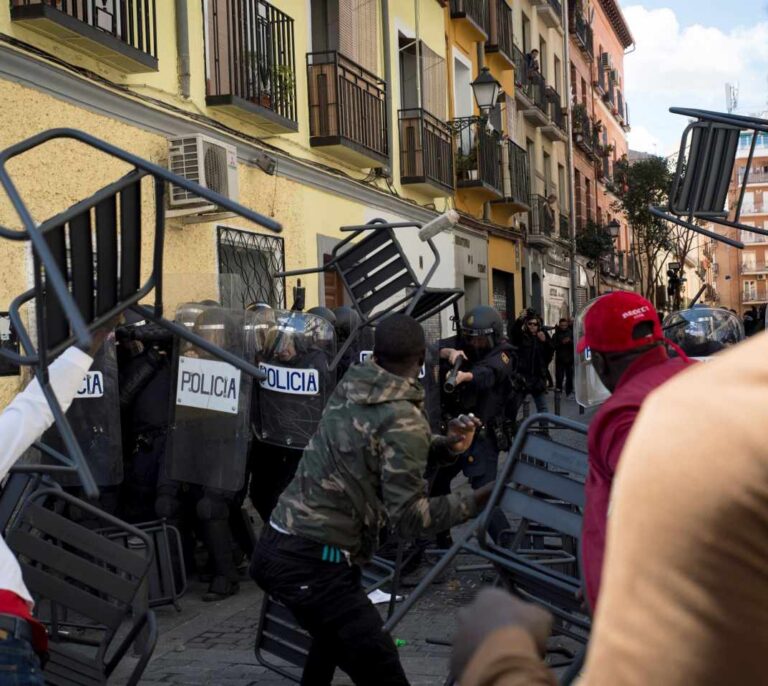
[{"xmin": 431, "ymin": 331, "xmax": 519, "ymax": 541}]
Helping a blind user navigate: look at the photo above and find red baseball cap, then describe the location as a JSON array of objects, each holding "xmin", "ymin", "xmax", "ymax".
[{"xmin": 576, "ymin": 292, "xmax": 663, "ymax": 354}]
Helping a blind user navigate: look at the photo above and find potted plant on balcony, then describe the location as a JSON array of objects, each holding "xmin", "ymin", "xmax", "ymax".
[
  {"xmin": 456, "ymin": 148, "xmax": 478, "ymax": 181},
  {"xmin": 272, "ymin": 64, "xmax": 296, "ymax": 112}
]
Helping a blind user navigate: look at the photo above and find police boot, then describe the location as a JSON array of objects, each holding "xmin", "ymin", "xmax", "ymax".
[{"xmin": 197, "ymin": 494, "xmax": 240, "ymax": 601}]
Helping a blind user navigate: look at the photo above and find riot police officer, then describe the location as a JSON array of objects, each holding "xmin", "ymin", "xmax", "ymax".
[
  {"xmin": 249, "ymin": 310, "xmax": 336, "ymax": 523},
  {"xmin": 332, "ymin": 305, "xmax": 362, "ymax": 381},
  {"xmin": 433, "ymin": 305, "xmax": 519, "ymax": 541},
  {"xmin": 164, "ymin": 303, "xmax": 255, "ymax": 600}
]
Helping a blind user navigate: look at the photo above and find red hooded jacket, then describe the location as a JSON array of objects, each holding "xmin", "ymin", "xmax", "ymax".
[{"xmin": 582, "ymin": 346, "xmax": 693, "ymax": 610}]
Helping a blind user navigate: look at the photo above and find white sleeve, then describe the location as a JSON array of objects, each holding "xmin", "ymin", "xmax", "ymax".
[{"xmin": 0, "ymin": 347, "xmax": 93, "ymax": 481}]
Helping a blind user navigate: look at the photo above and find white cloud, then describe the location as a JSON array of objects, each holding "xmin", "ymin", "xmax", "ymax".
[
  {"xmin": 627, "ymin": 125, "xmax": 663, "ymax": 154},
  {"xmin": 622, "ymin": 5, "xmax": 768, "ymax": 152}
]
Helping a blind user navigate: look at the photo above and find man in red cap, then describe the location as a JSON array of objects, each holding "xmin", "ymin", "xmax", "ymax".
[{"xmin": 577, "ymin": 292, "xmax": 693, "ymax": 610}]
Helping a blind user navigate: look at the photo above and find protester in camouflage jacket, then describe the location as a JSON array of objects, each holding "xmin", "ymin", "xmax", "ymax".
[{"xmin": 271, "ymin": 358, "xmax": 479, "ymax": 565}]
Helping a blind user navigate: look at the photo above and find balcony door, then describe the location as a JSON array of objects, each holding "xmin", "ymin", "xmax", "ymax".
[
  {"xmin": 454, "ymin": 54, "xmax": 474, "ymax": 152},
  {"xmin": 310, "ymin": 0, "xmax": 377, "ymax": 73}
]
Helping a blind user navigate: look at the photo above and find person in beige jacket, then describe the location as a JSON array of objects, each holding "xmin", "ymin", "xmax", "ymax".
[{"xmin": 451, "ymin": 332, "xmax": 768, "ymax": 685}]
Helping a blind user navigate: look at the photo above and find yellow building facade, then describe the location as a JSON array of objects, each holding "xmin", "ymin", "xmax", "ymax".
[{"xmin": 0, "ymin": 0, "xmax": 478, "ymax": 402}]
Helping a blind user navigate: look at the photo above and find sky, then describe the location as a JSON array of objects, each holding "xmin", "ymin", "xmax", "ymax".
[{"xmin": 620, "ymin": 1, "xmax": 768, "ymax": 155}]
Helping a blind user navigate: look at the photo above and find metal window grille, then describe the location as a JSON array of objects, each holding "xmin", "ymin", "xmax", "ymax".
[{"xmin": 217, "ymin": 227, "xmax": 285, "ymax": 309}]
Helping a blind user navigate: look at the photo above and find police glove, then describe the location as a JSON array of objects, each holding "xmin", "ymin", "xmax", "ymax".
[{"xmin": 450, "ymin": 588, "xmax": 552, "ymax": 681}]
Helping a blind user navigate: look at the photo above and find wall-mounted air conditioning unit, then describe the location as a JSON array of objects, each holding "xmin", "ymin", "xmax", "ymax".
[{"xmin": 168, "ymin": 134, "xmax": 239, "ymax": 210}]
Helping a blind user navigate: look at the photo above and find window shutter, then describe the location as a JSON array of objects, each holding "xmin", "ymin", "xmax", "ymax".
[{"xmin": 420, "ymin": 42, "xmax": 446, "ymax": 119}]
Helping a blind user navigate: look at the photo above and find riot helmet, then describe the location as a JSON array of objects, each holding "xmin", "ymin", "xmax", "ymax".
[
  {"xmin": 333, "ymin": 306, "xmax": 361, "ymax": 343},
  {"xmin": 264, "ymin": 315, "xmax": 308, "ymax": 364},
  {"xmin": 663, "ymin": 307, "xmax": 744, "ymax": 360},
  {"xmin": 307, "ymin": 306, "xmax": 337, "ymax": 326},
  {"xmin": 461, "ymin": 305, "xmax": 504, "ymax": 356},
  {"xmin": 192, "ymin": 306, "xmax": 235, "ymax": 356}
]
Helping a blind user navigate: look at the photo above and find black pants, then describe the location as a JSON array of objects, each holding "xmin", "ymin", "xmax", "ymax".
[
  {"xmin": 248, "ymin": 442, "xmax": 302, "ymax": 524},
  {"xmin": 250, "ymin": 528, "xmax": 409, "ymax": 686},
  {"xmin": 555, "ymin": 360, "xmax": 574, "ymax": 395}
]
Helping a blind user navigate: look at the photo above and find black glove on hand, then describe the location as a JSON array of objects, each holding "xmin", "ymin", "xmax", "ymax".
[{"xmin": 450, "ymin": 588, "xmax": 552, "ymax": 680}]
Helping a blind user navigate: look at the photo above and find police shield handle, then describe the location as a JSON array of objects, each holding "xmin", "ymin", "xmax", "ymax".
[
  {"xmin": 443, "ymin": 357, "xmax": 464, "ymax": 393},
  {"xmin": 418, "ymin": 210, "xmax": 459, "ymax": 242}
]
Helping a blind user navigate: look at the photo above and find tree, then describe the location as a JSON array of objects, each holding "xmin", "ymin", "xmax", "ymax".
[
  {"xmin": 610, "ymin": 156, "xmax": 687, "ymax": 308},
  {"xmin": 576, "ymin": 220, "xmax": 615, "ymax": 296}
]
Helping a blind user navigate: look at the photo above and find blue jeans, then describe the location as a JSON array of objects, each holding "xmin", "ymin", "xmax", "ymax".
[{"xmin": 0, "ymin": 635, "xmax": 44, "ymax": 685}]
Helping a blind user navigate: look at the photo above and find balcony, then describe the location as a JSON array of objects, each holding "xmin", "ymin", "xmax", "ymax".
[
  {"xmin": 595, "ymin": 57, "xmax": 608, "ymax": 95},
  {"xmin": 494, "ymin": 139, "xmax": 531, "ymax": 213},
  {"xmin": 570, "ymin": 8, "xmax": 593, "ymax": 57},
  {"xmin": 485, "ymin": 0, "xmax": 515, "ymax": 70},
  {"xmin": 399, "ymin": 108, "xmax": 454, "ymax": 197},
  {"xmin": 541, "ymin": 87, "xmax": 567, "ymax": 142},
  {"xmin": 739, "ymin": 170, "xmax": 768, "ymax": 185},
  {"xmin": 453, "ymin": 117, "xmax": 503, "ymax": 200},
  {"xmin": 742, "ymin": 204, "xmax": 768, "ymax": 216},
  {"xmin": 450, "ymin": 0, "xmax": 488, "ymax": 43},
  {"xmin": 527, "ymin": 194, "xmax": 556, "ymax": 248},
  {"xmin": 740, "ymin": 263, "xmax": 768, "ymax": 274},
  {"xmin": 572, "ymin": 106, "xmax": 599, "ymax": 159},
  {"xmin": 532, "ymin": 0, "xmax": 563, "ymax": 32},
  {"xmin": 11, "ymin": 0, "xmax": 157, "ymax": 73},
  {"xmin": 205, "ymin": 0, "xmax": 297, "ymax": 134},
  {"xmin": 512, "ymin": 45, "xmax": 549, "ymax": 126},
  {"xmin": 307, "ymin": 51, "xmax": 388, "ymax": 168}
]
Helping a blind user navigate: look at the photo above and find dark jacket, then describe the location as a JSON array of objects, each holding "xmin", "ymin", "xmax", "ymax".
[
  {"xmin": 516, "ymin": 331, "xmax": 554, "ymax": 393},
  {"xmin": 440, "ymin": 337, "xmax": 519, "ymax": 424},
  {"xmin": 272, "ymin": 361, "xmax": 477, "ymax": 564},
  {"xmin": 551, "ymin": 327, "xmax": 575, "ymax": 365}
]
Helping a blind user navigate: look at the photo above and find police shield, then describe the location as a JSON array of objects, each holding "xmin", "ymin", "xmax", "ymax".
[
  {"xmin": 40, "ymin": 335, "xmax": 123, "ymax": 486},
  {"xmin": 663, "ymin": 306, "xmax": 744, "ymax": 360},
  {"xmin": 253, "ymin": 310, "xmax": 336, "ymax": 449},
  {"xmin": 165, "ymin": 304, "xmax": 256, "ymax": 492},
  {"xmin": 574, "ymin": 298, "xmax": 611, "ymax": 408}
]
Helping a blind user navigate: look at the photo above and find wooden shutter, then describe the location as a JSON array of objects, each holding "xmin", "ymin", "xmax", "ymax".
[
  {"xmin": 420, "ymin": 42, "xmax": 447, "ymax": 119},
  {"xmin": 339, "ymin": 0, "xmax": 378, "ymax": 74}
]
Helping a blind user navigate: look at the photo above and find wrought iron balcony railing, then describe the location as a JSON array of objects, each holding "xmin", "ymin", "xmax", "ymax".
[
  {"xmin": 450, "ymin": 0, "xmax": 488, "ymax": 32},
  {"xmin": 453, "ymin": 117, "xmax": 503, "ymax": 196},
  {"xmin": 500, "ymin": 139, "xmax": 530, "ymax": 207},
  {"xmin": 739, "ymin": 170, "xmax": 768, "ymax": 185},
  {"xmin": 740, "ymin": 262, "xmax": 768, "ymax": 273},
  {"xmin": 307, "ymin": 51, "xmax": 388, "ymax": 163},
  {"xmin": 571, "ymin": 9, "xmax": 593, "ymax": 55},
  {"xmin": 11, "ymin": 0, "xmax": 157, "ymax": 69},
  {"xmin": 399, "ymin": 108, "xmax": 454, "ymax": 193},
  {"xmin": 529, "ymin": 194, "xmax": 555, "ymax": 237},
  {"xmin": 546, "ymin": 87, "xmax": 565, "ymax": 131},
  {"xmin": 512, "ymin": 44, "xmax": 548, "ymax": 114},
  {"xmin": 485, "ymin": 0, "xmax": 514, "ymax": 64},
  {"xmin": 206, "ymin": 0, "xmax": 297, "ymax": 128}
]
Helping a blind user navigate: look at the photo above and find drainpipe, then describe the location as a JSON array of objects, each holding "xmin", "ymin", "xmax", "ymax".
[
  {"xmin": 415, "ymin": 0, "xmax": 422, "ymax": 109},
  {"xmin": 175, "ymin": 0, "xmax": 191, "ymax": 98},
  {"xmin": 562, "ymin": 0, "xmax": 579, "ymax": 316},
  {"xmin": 382, "ymin": 0, "xmax": 394, "ymax": 176}
]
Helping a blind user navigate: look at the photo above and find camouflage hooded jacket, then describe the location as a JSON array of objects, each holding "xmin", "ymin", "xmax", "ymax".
[{"xmin": 271, "ymin": 360, "xmax": 478, "ymax": 564}]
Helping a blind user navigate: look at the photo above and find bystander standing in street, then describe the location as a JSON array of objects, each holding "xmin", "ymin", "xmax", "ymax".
[{"xmin": 552, "ymin": 318, "xmax": 575, "ymax": 397}]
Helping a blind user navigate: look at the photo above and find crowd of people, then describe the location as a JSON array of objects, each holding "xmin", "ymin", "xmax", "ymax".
[{"xmin": 0, "ymin": 287, "xmax": 761, "ymax": 685}]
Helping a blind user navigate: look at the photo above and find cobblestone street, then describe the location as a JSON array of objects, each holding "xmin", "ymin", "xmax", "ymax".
[{"xmin": 112, "ymin": 399, "xmax": 594, "ymax": 686}]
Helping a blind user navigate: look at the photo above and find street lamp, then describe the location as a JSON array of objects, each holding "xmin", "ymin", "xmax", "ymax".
[
  {"xmin": 471, "ymin": 67, "xmax": 501, "ymax": 117},
  {"xmin": 606, "ymin": 219, "xmax": 621, "ymax": 240}
]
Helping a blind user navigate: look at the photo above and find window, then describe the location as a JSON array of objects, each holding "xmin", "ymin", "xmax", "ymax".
[
  {"xmin": 554, "ymin": 55, "xmax": 562, "ymax": 94},
  {"xmin": 743, "ymin": 280, "xmax": 758, "ymax": 301},
  {"xmin": 217, "ymin": 227, "xmax": 285, "ymax": 309},
  {"xmin": 742, "ymin": 251, "xmax": 757, "ymax": 269},
  {"xmin": 522, "ymin": 13, "xmax": 531, "ymax": 53},
  {"xmin": 539, "ymin": 37, "xmax": 548, "ymax": 79}
]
